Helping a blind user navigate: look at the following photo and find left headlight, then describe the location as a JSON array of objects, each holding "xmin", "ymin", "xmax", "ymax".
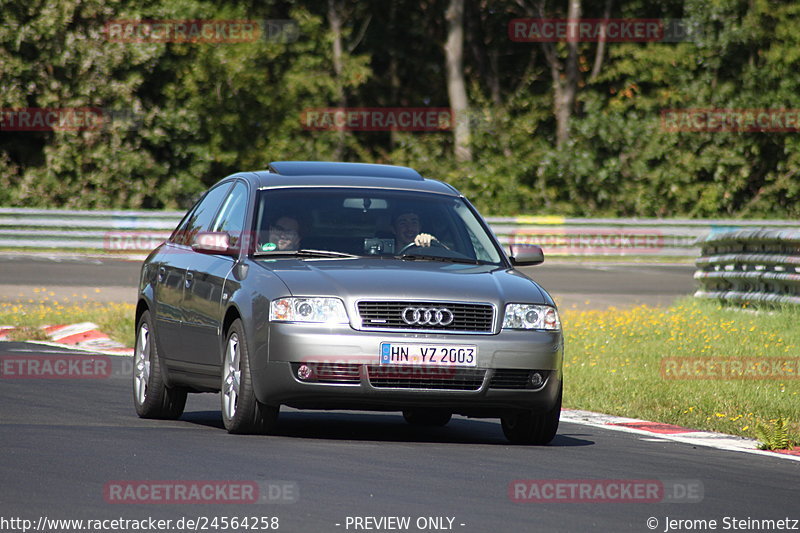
[
  {"xmin": 269, "ymin": 297, "xmax": 349, "ymax": 324},
  {"xmin": 502, "ymin": 304, "xmax": 561, "ymax": 331}
]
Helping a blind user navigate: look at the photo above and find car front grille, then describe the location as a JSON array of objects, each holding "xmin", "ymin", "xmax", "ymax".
[
  {"xmin": 356, "ymin": 301, "xmax": 494, "ymax": 333},
  {"xmin": 366, "ymin": 366, "xmax": 485, "ymax": 391}
]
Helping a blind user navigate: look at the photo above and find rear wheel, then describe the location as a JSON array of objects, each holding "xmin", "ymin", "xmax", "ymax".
[
  {"xmin": 501, "ymin": 383, "xmax": 562, "ymax": 445},
  {"xmin": 402, "ymin": 409, "xmax": 452, "ymax": 427},
  {"xmin": 221, "ymin": 319, "xmax": 279, "ymax": 434},
  {"xmin": 132, "ymin": 310, "xmax": 187, "ymax": 419}
]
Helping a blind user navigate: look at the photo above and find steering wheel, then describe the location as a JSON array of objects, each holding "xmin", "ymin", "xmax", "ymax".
[{"xmin": 398, "ymin": 238, "xmax": 445, "ymax": 255}]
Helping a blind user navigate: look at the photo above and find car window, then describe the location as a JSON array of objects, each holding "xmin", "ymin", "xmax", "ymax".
[
  {"xmin": 253, "ymin": 188, "xmax": 504, "ymax": 264},
  {"xmin": 453, "ymin": 201, "xmax": 499, "ymax": 263},
  {"xmin": 211, "ymin": 181, "xmax": 248, "ymax": 239},
  {"xmin": 171, "ymin": 183, "xmax": 232, "ymax": 246}
]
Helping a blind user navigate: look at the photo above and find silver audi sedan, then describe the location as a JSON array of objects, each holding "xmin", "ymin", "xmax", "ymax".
[{"xmin": 133, "ymin": 162, "xmax": 564, "ymax": 444}]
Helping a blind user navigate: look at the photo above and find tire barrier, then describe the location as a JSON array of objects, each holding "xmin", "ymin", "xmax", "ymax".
[{"xmin": 694, "ymin": 229, "xmax": 800, "ymax": 306}]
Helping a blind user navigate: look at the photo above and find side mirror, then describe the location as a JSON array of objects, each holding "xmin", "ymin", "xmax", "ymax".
[
  {"xmin": 509, "ymin": 244, "xmax": 544, "ymax": 266},
  {"xmin": 192, "ymin": 231, "xmax": 237, "ymax": 256}
]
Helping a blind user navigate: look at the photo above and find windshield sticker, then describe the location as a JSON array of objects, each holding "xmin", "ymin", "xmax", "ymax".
[{"xmin": 261, "ymin": 242, "xmax": 278, "ymax": 252}]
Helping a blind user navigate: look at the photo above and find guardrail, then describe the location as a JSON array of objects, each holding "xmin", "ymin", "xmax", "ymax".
[
  {"xmin": 694, "ymin": 229, "xmax": 800, "ymax": 305},
  {"xmin": 0, "ymin": 207, "xmax": 182, "ymax": 251},
  {"xmin": 2, "ymin": 207, "xmax": 800, "ymax": 258},
  {"xmin": 490, "ymin": 216, "xmax": 800, "ymax": 257}
]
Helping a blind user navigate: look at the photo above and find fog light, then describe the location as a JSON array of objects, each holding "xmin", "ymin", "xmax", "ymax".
[
  {"xmin": 297, "ymin": 364, "xmax": 313, "ymax": 381},
  {"xmin": 530, "ymin": 372, "xmax": 544, "ymax": 388}
]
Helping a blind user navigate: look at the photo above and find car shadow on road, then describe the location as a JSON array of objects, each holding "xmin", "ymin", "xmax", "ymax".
[{"xmin": 177, "ymin": 409, "xmax": 594, "ymax": 447}]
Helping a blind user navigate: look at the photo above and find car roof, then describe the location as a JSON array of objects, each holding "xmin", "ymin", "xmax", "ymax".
[
  {"xmin": 228, "ymin": 161, "xmax": 461, "ymax": 196},
  {"xmin": 269, "ymin": 161, "xmax": 424, "ymax": 180}
]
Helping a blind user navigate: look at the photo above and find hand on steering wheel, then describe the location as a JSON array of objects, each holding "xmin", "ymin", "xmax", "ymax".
[{"xmin": 398, "ymin": 233, "xmax": 446, "ymax": 254}]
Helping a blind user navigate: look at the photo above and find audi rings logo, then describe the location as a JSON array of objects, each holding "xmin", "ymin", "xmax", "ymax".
[{"xmin": 401, "ymin": 307, "xmax": 454, "ymax": 326}]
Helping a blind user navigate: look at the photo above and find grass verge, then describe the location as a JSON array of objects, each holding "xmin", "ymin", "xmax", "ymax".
[
  {"xmin": 0, "ymin": 296, "xmax": 135, "ymax": 347},
  {"xmin": 562, "ymin": 297, "xmax": 800, "ymax": 446}
]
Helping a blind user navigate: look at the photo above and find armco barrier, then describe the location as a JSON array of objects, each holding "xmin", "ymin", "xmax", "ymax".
[
  {"xmin": 492, "ymin": 216, "xmax": 800, "ymax": 257},
  {"xmin": 2, "ymin": 207, "xmax": 800, "ymax": 258},
  {"xmin": 0, "ymin": 207, "xmax": 181, "ymax": 252},
  {"xmin": 694, "ymin": 229, "xmax": 800, "ymax": 305}
]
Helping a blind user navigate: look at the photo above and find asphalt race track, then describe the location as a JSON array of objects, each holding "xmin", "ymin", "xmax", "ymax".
[
  {"xmin": 1, "ymin": 255, "xmax": 797, "ymax": 532},
  {"xmin": 0, "ymin": 341, "xmax": 798, "ymax": 532}
]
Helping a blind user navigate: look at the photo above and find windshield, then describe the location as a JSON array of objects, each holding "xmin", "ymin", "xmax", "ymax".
[{"xmin": 253, "ymin": 188, "xmax": 504, "ymax": 264}]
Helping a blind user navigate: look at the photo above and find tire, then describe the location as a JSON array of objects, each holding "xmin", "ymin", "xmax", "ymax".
[
  {"xmin": 132, "ymin": 310, "xmax": 187, "ymax": 419},
  {"xmin": 402, "ymin": 409, "xmax": 452, "ymax": 427},
  {"xmin": 501, "ymin": 383, "xmax": 562, "ymax": 445},
  {"xmin": 221, "ymin": 319, "xmax": 279, "ymax": 434}
]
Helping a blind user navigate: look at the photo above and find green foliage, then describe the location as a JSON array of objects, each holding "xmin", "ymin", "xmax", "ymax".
[
  {"xmin": 1, "ymin": 0, "xmax": 798, "ymax": 215},
  {"xmin": 755, "ymin": 417, "xmax": 796, "ymax": 451}
]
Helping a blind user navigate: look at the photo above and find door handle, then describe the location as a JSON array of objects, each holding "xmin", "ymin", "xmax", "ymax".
[{"xmin": 185, "ymin": 271, "xmax": 194, "ymax": 288}]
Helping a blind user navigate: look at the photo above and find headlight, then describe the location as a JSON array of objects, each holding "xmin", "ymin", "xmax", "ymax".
[
  {"xmin": 502, "ymin": 304, "xmax": 560, "ymax": 331},
  {"xmin": 269, "ymin": 297, "xmax": 349, "ymax": 324}
]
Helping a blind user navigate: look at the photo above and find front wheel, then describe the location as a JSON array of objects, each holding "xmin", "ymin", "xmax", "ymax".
[
  {"xmin": 501, "ymin": 383, "xmax": 562, "ymax": 445},
  {"xmin": 132, "ymin": 310, "xmax": 187, "ymax": 419},
  {"xmin": 221, "ymin": 319, "xmax": 279, "ymax": 434}
]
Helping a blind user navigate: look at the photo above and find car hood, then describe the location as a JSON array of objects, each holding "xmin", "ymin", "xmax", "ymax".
[{"xmin": 253, "ymin": 258, "xmax": 552, "ymax": 306}]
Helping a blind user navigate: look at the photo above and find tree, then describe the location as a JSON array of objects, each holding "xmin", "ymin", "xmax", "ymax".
[{"xmin": 444, "ymin": 0, "xmax": 472, "ymax": 161}]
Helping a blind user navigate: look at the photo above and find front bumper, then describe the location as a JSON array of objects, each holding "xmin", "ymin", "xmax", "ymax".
[{"xmin": 250, "ymin": 323, "xmax": 563, "ymax": 416}]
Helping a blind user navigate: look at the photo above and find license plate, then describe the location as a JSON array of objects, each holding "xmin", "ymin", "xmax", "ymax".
[{"xmin": 380, "ymin": 343, "xmax": 477, "ymax": 366}]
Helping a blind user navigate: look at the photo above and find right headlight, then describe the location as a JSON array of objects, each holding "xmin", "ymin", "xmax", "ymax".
[
  {"xmin": 269, "ymin": 297, "xmax": 349, "ymax": 324},
  {"xmin": 502, "ymin": 304, "xmax": 561, "ymax": 331}
]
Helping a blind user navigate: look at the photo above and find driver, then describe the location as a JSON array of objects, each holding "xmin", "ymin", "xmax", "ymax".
[
  {"xmin": 392, "ymin": 211, "xmax": 443, "ymax": 250},
  {"xmin": 267, "ymin": 215, "xmax": 301, "ymax": 251}
]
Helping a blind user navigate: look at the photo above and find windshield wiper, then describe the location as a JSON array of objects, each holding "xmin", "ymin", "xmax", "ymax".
[
  {"xmin": 254, "ymin": 248, "xmax": 361, "ymax": 259},
  {"xmin": 398, "ymin": 252, "xmax": 483, "ymax": 265}
]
